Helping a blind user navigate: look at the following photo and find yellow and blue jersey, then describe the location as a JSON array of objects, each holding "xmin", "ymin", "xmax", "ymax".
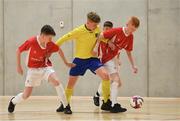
[{"xmin": 56, "ymin": 24, "xmax": 101, "ymax": 59}]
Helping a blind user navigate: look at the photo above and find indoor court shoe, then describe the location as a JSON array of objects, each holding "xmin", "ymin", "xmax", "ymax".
[
  {"xmin": 56, "ymin": 102, "xmax": 64, "ymax": 112},
  {"xmin": 101, "ymin": 99, "xmax": 112, "ymax": 111},
  {"xmin": 64, "ymin": 104, "xmax": 72, "ymax": 114},
  {"xmin": 8, "ymin": 97, "xmax": 16, "ymax": 113},
  {"xmin": 93, "ymin": 96, "xmax": 100, "ymax": 106},
  {"xmin": 110, "ymin": 103, "xmax": 127, "ymax": 113}
]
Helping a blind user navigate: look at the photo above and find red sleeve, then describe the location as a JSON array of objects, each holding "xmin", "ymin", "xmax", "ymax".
[
  {"xmin": 125, "ymin": 35, "xmax": 133, "ymax": 51},
  {"xmin": 48, "ymin": 42, "xmax": 59, "ymax": 53},
  {"xmin": 18, "ymin": 40, "xmax": 31, "ymax": 52},
  {"xmin": 103, "ymin": 28, "xmax": 120, "ymax": 39}
]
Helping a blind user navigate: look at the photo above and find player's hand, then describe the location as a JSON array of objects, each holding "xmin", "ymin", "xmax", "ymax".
[
  {"xmin": 65, "ymin": 62, "xmax": 76, "ymax": 68},
  {"xmin": 46, "ymin": 53, "xmax": 52, "ymax": 59},
  {"xmin": 108, "ymin": 41, "xmax": 116, "ymax": 50},
  {"xmin": 17, "ymin": 66, "xmax": 23, "ymax": 75},
  {"xmin": 118, "ymin": 60, "xmax": 121, "ymax": 66},
  {"xmin": 132, "ymin": 66, "xmax": 138, "ymax": 74},
  {"xmin": 91, "ymin": 50, "xmax": 98, "ymax": 57}
]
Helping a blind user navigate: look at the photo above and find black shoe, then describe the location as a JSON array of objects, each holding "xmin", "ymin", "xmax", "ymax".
[
  {"xmin": 8, "ymin": 97, "xmax": 16, "ymax": 113},
  {"xmin": 64, "ymin": 104, "xmax": 72, "ymax": 114},
  {"xmin": 110, "ymin": 103, "xmax": 127, "ymax": 113},
  {"xmin": 56, "ymin": 103, "xmax": 64, "ymax": 112},
  {"xmin": 93, "ymin": 96, "xmax": 100, "ymax": 106},
  {"xmin": 101, "ymin": 99, "xmax": 112, "ymax": 111}
]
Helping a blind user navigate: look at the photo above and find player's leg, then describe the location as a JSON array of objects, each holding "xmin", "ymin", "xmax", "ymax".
[
  {"xmin": 95, "ymin": 66, "xmax": 111, "ymax": 111},
  {"xmin": 109, "ymin": 73, "xmax": 126, "ymax": 113},
  {"xmin": 64, "ymin": 75, "xmax": 79, "ymax": 114},
  {"xmin": 97, "ymin": 82, "xmax": 102, "ymax": 96},
  {"xmin": 8, "ymin": 87, "xmax": 33, "ymax": 113},
  {"xmin": 93, "ymin": 82, "xmax": 102, "ymax": 106},
  {"xmin": 89, "ymin": 58, "xmax": 111, "ymax": 111},
  {"xmin": 48, "ymin": 72, "xmax": 68, "ymax": 113},
  {"xmin": 110, "ymin": 73, "xmax": 121, "ymax": 107},
  {"xmin": 62, "ymin": 58, "xmax": 86, "ymax": 114},
  {"xmin": 65, "ymin": 76, "xmax": 78, "ymax": 103},
  {"xmin": 104, "ymin": 59, "xmax": 126, "ymax": 113}
]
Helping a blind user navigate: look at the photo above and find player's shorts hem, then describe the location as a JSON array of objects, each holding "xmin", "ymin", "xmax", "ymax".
[
  {"xmin": 25, "ymin": 67, "xmax": 55, "ymax": 87},
  {"xmin": 69, "ymin": 57, "xmax": 103, "ymax": 76}
]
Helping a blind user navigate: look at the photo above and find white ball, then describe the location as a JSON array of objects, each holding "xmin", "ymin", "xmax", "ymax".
[{"xmin": 130, "ymin": 95, "xmax": 144, "ymax": 109}]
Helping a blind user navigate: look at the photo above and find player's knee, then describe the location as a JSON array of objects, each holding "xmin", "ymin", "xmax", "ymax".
[
  {"xmin": 102, "ymin": 72, "xmax": 109, "ymax": 80},
  {"xmin": 112, "ymin": 75, "xmax": 121, "ymax": 87},
  {"xmin": 112, "ymin": 79, "xmax": 121, "ymax": 87},
  {"xmin": 99, "ymin": 70, "xmax": 109, "ymax": 80},
  {"xmin": 116, "ymin": 79, "xmax": 122, "ymax": 87}
]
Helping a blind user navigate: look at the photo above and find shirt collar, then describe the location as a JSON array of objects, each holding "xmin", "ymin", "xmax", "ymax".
[
  {"xmin": 122, "ymin": 27, "xmax": 129, "ymax": 37},
  {"xmin": 37, "ymin": 35, "xmax": 46, "ymax": 49}
]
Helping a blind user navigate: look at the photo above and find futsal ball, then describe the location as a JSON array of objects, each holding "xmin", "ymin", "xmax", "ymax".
[{"xmin": 130, "ymin": 95, "xmax": 144, "ymax": 109}]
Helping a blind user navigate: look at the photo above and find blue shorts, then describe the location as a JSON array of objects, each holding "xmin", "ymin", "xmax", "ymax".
[{"xmin": 69, "ymin": 57, "xmax": 103, "ymax": 76}]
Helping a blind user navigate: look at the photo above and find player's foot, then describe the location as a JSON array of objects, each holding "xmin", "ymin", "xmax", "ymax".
[
  {"xmin": 101, "ymin": 99, "xmax": 112, "ymax": 111},
  {"xmin": 64, "ymin": 104, "xmax": 72, "ymax": 114},
  {"xmin": 110, "ymin": 103, "xmax": 127, "ymax": 113},
  {"xmin": 93, "ymin": 96, "xmax": 100, "ymax": 106},
  {"xmin": 8, "ymin": 97, "xmax": 16, "ymax": 113},
  {"xmin": 56, "ymin": 102, "xmax": 64, "ymax": 112}
]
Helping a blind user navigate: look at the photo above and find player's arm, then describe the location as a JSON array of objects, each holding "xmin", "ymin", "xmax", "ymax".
[
  {"xmin": 16, "ymin": 49, "xmax": 23, "ymax": 75},
  {"xmin": 126, "ymin": 50, "xmax": 138, "ymax": 74},
  {"xmin": 58, "ymin": 48, "xmax": 76, "ymax": 68},
  {"xmin": 92, "ymin": 30, "xmax": 116, "ymax": 56},
  {"xmin": 48, "ymin": 42, "xmax": 75, "ymax": 68},
  {"xmin": 16, "ymin": 40, "xmax": 31, "ymax": 75},
  {"xmin": 92, "ymin": 32, "xmax": 104, "ymax": 56},
  {"xmin": 117, "ymin": 53, "xmax": 121, "ymax": 66},
  {"xmin": 117, "ymin": 53, "xmax": 120, "ymax": 60},
  {"xmin": 104, "ymin": 28, "xmax": 118, "ymax": 50},
  {"xmin": 56, "ymin": 27, "xmax": 80, "ymax": 46}
]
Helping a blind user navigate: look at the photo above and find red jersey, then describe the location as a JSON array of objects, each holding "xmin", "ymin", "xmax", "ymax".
[
  {"xmin": 99, "ymin": 27, "xmax": 133, "ymax": 64},
  {"xmin": 18, "ymin": 36, "xmax": 59, "ymax": 68}
]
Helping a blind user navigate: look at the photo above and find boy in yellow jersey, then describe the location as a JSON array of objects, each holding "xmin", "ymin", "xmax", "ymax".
[{"xmin": 56, "ymin": 12, "xmax": 111, "ymax": 114}]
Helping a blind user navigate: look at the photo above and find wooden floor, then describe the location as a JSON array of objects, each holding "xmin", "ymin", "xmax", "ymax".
[{"xmin": 0, "ymin": 96, "xmax": 180, "ymax": 121}]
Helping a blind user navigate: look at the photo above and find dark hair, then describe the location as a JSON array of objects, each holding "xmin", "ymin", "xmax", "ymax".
[
  {"xmin": 103, "ymin": 21, "xmax": 113, "ymax": 28},
  {"xmin": 40, "ymin": 25, "xmax": 56, "ymax": 36},
  {"xmin": 87, "ymin": 12, "xmax": 101, "ymax": 23}
]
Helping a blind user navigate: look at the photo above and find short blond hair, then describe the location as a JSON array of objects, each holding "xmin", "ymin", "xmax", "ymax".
[{"xmin": 130, "ymin": 16, "xmax": 140, "ymax": 28}]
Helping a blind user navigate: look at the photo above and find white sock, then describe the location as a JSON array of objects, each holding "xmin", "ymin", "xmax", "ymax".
[
  {"xmin": 96, "ymin": 82, "xmax": 102, "ymax": 97},
  {"xmin": 12, "ymin": 93, "xmax": 24, "ymax": 105},
  {"xmin": 55, "ymin": 84, "xmax": 67, "ymax": 107},
  {"xmin": 111, "ymin": 82, "xmax": 119, "ymax": 107}
]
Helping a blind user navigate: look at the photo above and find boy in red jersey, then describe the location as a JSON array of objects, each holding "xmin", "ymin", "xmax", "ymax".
[
  {"xmin": 8, "ymin": 25, "xmax": 74, "ymax": 113},
  {"xmin": 92, "ymin": 16, "xmax": 140, "ymax": 113}
]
